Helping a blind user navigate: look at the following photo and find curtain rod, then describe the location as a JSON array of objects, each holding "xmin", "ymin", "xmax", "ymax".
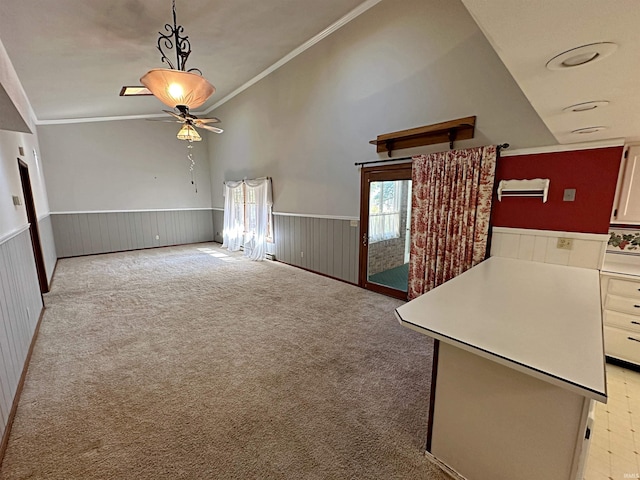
[{"xmin": 354, "ymin": 143, "xmax": 510, "ymax": 167}]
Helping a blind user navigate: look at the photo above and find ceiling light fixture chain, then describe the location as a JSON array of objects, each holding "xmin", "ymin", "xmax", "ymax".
[
  {"xmin": 156, "ymin": 0, "xmax": 202, "ymax": 74},
  {"xmin": 187, "ymin": 141, "xmax": 197, "ymax": 193}
]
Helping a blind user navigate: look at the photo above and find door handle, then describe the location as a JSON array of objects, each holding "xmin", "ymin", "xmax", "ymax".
[{"xmin": 362, "ymin": 234, "xmax": 368, "ymax": 247}]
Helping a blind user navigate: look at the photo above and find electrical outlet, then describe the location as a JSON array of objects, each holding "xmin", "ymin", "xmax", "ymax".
[
  {"xmin": 301, "ymin": 251, "xmax": 304, "ymax": 258},
  {"xmin": 155, "ymin": 235, "xmax": 160, "ymax": 240},
  {"xmin": 350, "ymin": 220, "xmax": 358, "ymax": 227},
  {"xmin": 557, "ymin": 238, "xmax": 573, "ymax": 250}
]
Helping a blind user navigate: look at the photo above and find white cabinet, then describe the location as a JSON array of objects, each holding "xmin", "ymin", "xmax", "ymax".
[
  {"xmin": 601, "ymin": 274, "xmax": 640, "ymax": 366},
  {"xmin": 612, "ymin": 145, "xmax": 640, "ymax": 224}
]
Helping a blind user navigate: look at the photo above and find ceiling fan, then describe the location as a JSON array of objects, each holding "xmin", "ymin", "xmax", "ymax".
[{"xmin": 121, "ymin": 0, "xmax": 224, "ymax": 141}]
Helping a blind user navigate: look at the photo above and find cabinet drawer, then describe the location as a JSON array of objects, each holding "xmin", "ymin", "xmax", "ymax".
[
  {"xmin": 604, "ymin": 294, "xmax": 640, "ymax": 316},
  {"xmin": 604, "ymin": 326, "xmax": 640, "ymax": 365},
  {"xmin": 604, "ymin": 310, "xmax": 640, "ymax": 333},
  {"xmin": 608, "ymin": 278, "xmax": 640, "ymax": 299}
]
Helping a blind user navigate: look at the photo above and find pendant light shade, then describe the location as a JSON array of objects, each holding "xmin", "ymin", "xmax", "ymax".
[
  {"xmin": 140, "ymin": 69, "xmax": 215, "ymax": 110},
  {"xmin": 176, "ymin": 123, "xmax": 202, "ymax": 141}
]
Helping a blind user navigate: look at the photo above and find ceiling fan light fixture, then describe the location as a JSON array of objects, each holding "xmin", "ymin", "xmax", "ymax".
[
  {"xmin": 141, "ymin": 69, "xmax": 215, "ymax": 110},
  {"xmin": 177, "ymin": 123, "xmax": 202, "ymax": 141}
]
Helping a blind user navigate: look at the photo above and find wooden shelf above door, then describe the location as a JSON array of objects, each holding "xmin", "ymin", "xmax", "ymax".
[{"xmin": 369, "ymin": 116, "xmax": 476, "ymax": 157}]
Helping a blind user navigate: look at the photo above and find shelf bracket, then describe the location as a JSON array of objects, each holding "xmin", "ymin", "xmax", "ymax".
[
  {"xmin": 385, "ymin": 140, "xmax": 394, "ymax": 158},
  {"xmin": 448, "ymin": 128, "xmax": 457, "ymax": 150}
]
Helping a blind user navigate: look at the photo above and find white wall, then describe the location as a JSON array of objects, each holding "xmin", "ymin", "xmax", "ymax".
[
  {"xmin": 37, "ymin": 119, "xmax": 212, "ymax": 212},
  {"xmin": 0, "ymin": 130, "xmax": 50, "ymax": 236},
  {"xmin": 0, "ymin": 39, "xmax": 50, "ymax": 238},
  {"xmin": 206, "ymin": 0, "xmax": 557, "ymax": 217}
]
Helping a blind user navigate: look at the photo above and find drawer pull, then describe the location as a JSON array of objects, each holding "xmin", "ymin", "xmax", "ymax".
[
  {"xmin": 632, "ymin": 321, "xmax": 640, "ymax": 325},
  {"xmin": 634, "ymin": 305, "xmax": 640, "ymax": 308},
  {"xmin": 629, "ymin": 337, "xmax": 640, "ymax": 343}
]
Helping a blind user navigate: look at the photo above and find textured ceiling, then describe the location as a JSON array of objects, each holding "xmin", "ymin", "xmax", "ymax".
[{"xmin": 0, "ymin": 0, "xmax": 367, "ymax": 121}]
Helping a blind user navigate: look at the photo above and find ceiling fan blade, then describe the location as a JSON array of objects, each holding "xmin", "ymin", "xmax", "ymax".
[
  {"xmin": 194, "ymin": 117, "xmax": 221, "ymax": 124},
  {"xmin": 199, "ymin": 124, "xmax": 224, "ymax": 134},
  {"xmin": 146, "ymin": 118, "xmax": 183, "ymax": 123},
  {"xmin": 163, "ymin": 110, "xmax": 185, "ymax": 121}
]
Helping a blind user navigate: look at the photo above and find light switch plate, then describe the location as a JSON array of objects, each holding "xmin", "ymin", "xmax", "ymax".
[
  {"xmin": 18, "ymin": 146, "xmax": 24, "ymax": 156},
  {"xmin": 12, "ymin": 195, "xmax": 22, "ymax": 206},
  {"xmin": 563, "ymin": 189, "xmax": 576, "ymax": 201},
  {"xmin": 350, "ymin": 220, "xmax": 358, "ymax": 227}
]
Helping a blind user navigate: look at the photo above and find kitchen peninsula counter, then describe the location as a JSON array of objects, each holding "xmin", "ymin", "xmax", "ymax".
[{"xmin": 396, "ymin": 256, "xmax": 607, "ymax": 480}]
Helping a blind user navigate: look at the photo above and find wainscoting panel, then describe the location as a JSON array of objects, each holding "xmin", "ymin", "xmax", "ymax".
[
  {"xmin": 212, "ymin": 209, "xmax": 224, "ymax": 244},
  {"xmin": 274, "ymin": 214, "xmax": 359, "ymax": 284},
  {"xmin": 490, "ymin": 227, "xmax": 608, "ymax": 270},
  {"xmin": 51, "ymin": 210, "xmax": 214, "ymax": 258},
  {"xmin": 38, "ymin": 215, "xmax": 57, "ymax": 284},
  {"xmin": 0, "ymin": 227, "xmax": 43, "ymax": 441}
]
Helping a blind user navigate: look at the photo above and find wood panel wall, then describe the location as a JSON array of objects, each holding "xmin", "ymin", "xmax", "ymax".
[
  {"xmin": 212, "ymin": 209, "xmax": 224, "ymax": 244},
  {"xmin": 273, "ymin": 214, "xmax": 359, "ymax": 284},
  {"xmin": 0, "ymin": 228, "xmax": 43, "ymax": 442},
  {"xmin": 38, "ymin": 215, "xmax": 57, "ymax": 284},
  {"xmin": 51, "ymin": 210, "xmax": 214, "ymax": 258}
]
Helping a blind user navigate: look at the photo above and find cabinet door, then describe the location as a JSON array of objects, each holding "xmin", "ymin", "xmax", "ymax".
[{"xmin": 615, "ymin": 145, "xmax": 640, "ymax": 223}]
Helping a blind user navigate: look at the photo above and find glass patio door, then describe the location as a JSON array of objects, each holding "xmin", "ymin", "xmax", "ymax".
[{"xmin": 358, "ymin": 163, "xmax": 412, "ymax": 300}]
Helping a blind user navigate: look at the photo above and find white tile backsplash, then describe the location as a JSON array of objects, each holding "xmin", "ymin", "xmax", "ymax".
[
  {"xmin": 517, "ymin": 234, "xmax": 535, "ymax": 261},
  {"xmin": 491, "ymin": 227, "xmax": 608, "ymax": 269},
  {"xmin": 532, "ymin": 236, "xmax": 548, "ymax": 263}
]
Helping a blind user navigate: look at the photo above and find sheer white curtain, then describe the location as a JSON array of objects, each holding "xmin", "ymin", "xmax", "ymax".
[
  {"xmin": 222, "ymin": 177, "xmax": 273, "ymax": 261},
  {"xmin": 222, "ymin": 180, "xmax": 244, "ymax": 252}
]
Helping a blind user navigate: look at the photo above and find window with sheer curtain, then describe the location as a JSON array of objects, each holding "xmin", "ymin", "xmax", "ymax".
[
  {"xmin": 222, "ymin": 177, "xmax": 273, "ymax": 261},
  {"xmin": 369, "ymin": 180, "xmax": 403, "ymax": 243}
]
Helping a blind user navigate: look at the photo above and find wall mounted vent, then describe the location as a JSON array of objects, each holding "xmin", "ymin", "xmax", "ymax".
[{"xmin": 497, "ymin": 178, "xmax": 550, "ymax": 203}]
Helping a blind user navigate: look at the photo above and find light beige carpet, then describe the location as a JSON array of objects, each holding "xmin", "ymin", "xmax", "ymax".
[{"xmin": 0, "ymin": 243, "xmax": 449, "ymax": 479}]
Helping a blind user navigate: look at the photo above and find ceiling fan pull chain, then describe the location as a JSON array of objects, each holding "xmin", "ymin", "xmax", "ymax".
[{"xmin": 187, "ymin": 142, "xmax": 197, "ymax": 193}]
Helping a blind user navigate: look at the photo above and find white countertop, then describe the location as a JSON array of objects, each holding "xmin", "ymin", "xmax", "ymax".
[{"xmin": 395, "ymin": 256, "xmax": 607, "ymax": 402}]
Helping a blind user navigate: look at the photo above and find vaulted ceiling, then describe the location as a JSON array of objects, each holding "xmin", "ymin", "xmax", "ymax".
[
  {"xmin": 0, "ymin": 0, "xmax": 367, "ymax": 121},
  {"xmin": 1, "ymin": 0, "xmax": 638, "ymax": 146}
]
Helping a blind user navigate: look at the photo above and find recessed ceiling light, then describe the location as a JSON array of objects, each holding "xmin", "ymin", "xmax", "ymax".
[
  {"xmin": 562, "ymin": 100, "xmax": 610, "ymax": 113},
  {"xmin": 571, "ymin": 126, "xmax": 608, "ymax": 134},
  {"xmin": 546, "ymin": 42, "xmax": 617, "ymax": 70}
]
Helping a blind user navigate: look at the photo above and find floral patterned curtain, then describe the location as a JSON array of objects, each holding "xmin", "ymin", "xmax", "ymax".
[{"xmin": 408, "ymin": 145, "xmax": 497, "ymax": 300}]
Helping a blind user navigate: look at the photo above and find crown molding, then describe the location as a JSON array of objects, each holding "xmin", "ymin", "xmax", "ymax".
[{"xmin": 203, "ymin": 0, "xmax": 383, "ymax": 114}]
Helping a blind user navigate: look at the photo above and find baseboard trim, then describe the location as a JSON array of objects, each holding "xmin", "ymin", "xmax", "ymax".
[
  {"xmin": 56, "ymin": 240, "xmax": 215, "ymax": 259},
  {"xmin": 48, "ymin": 258, "xmax": 59, "ymax": 290},
  {"xmin": 0, "ymin": 306, "xmax": 46, "ymax": 464},
  {"xmin": 423, "ymin": 451, "xmax": 467, "ymax": 480},
  {"xmin": 274, "ymin": 259, "xmax": 358, "ymax": 287}
]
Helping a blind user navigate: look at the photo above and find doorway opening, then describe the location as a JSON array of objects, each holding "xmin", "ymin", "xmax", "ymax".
[
  {"xmin": 18, "ymin": 159, "xmax": 48, "ymax": 294},
  {"xmin": 358, "ymin": 163, "xmax": 412, "ymax": 300}
]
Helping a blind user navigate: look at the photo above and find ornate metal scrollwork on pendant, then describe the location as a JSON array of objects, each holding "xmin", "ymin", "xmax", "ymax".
[{"xmin": 155, "ymin": 0, "xmax": 202, "ymax": 74}]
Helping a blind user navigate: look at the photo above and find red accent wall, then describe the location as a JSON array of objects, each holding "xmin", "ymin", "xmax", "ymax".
[{"xmin": 491, "ymin": 146, "xmax": 623, "ymax": 234}]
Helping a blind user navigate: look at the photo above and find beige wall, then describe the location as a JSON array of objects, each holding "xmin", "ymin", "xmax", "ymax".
[
  {"xmin": 37, "ymin": 119, "xmax": 212, "ymax": 212},
  {"xmin": 206, "ymin": 0, "xmax": 556, "ymax": 218}
]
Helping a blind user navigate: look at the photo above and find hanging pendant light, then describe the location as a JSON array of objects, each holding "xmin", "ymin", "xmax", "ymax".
[{"xmin": 140, "ymin": 0, "xmax": 215, "ymax": 110}]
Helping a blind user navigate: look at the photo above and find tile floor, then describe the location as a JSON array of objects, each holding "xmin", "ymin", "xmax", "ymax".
[{"xmin": 584, "ymin": 363, "xmax": 640, "ymax": 480}]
